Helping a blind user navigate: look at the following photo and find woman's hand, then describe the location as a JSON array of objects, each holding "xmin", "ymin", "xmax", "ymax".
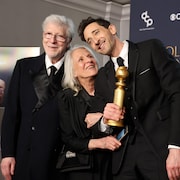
[
  {"xmin": 88, "ymin": 136, "xmax": 121, "ymax": 151},
  {"xmin": 85, "ymin": 112, "xmax": 103, "ymax": 128}
]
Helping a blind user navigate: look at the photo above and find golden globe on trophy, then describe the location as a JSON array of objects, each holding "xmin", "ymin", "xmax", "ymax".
[{"xmin": 106, "ymin": 66, "xmax": 129, "ymax": 127}]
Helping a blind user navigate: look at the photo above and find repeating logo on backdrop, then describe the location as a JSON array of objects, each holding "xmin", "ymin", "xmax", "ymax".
[
  {"xmin": 170, "ymin": 12, "xmax": 180, "ymax": 21},
  {"xmin": 139, "ymin": 11, "xmax": 155, "ymax": 31},
  {"xmin": 166, "ymin": 45, "xmax": 180, "ymax": 63},
  {"xmin": 168, "ymin": 12, "xmax": 180, "ymax": 63}
]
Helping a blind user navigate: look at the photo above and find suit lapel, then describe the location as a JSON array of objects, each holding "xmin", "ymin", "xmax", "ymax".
[
  {"xmin": 128, "ymin": 41, "xmax": 139, "ymax": 102},
  {"xmin": 113, "ymin": 42, "xmax": 140, "ymax": 173},
  {"xmin": 29, "ymin": 54, "xmax": 63, "ymax": 110},
  {"xmin": 50, "ymin": 64, "xmax": 64, "ymax": 96},
  {"xmin": 105, "ymin": 60, "xmax": 116, "ymax": 100},
  {"xmin": 29, "ymin": 55, "xmax": 50, "ymax": 110},
  {"xmin": 31, "ymin": 67, "xmax": 50, "ymax": 110}
]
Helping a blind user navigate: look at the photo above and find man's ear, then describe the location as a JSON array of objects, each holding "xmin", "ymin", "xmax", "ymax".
[{"xmin": 108, "ymin": 24, "xmax": 117, "ymax": 35}]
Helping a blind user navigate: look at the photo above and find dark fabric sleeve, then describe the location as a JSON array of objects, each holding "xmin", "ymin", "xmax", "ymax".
[
  {"xmin": 1, "ymin": 60, "xmax": 22, "ymax": 158},
  {"xmin": 57, "ymin": 90, "xmax": 90, "ymax": 153}
]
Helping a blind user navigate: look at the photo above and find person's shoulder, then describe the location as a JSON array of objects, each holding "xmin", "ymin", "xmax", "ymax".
[
  {"xmin": 57, "ymin": 88, "xmax": 75, "ymax": 99},
  {"xmin": 16, "ymin": 53, "xmax": 45, "ymax": 65},
  {"xmin": 128, "ymin": 39, "xmax": 164, "ymax": 51},
  {"xmin": 99, "ymin": 60, "xmax": 112, "ymax": 71},
  {"xmin": 136, "ymin": 38, "xmax": 163, "ymax": 46},
  {"xmin": 63, "ymin": 88, "xmax": 75, "ymax": 96},
  {"xmin": 97, "ymin": 66, "xmax": 106, "ymax": 78}
]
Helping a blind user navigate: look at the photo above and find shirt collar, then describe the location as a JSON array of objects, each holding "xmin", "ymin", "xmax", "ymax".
[
  {"xmin": 120, "ymin": 40, "xmax": 128, "ymax": 67},
  {"xmin": 111, "ymin": 40, "xmax": 129, "ymax": 70},
  {"xmin": 45, "ymin": 54, "xmax": 64, "ymax": 73}
]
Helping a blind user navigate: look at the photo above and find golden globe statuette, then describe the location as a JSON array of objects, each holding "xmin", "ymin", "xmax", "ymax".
[{"xmin": 106, "ymin": 66, "xmax": 129, "ymax": 127}]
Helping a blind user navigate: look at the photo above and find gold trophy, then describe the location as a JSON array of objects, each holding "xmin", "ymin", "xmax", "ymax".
[{"xmin": 106, "ymin": 66, "xmax": 129, "ymax": 127}]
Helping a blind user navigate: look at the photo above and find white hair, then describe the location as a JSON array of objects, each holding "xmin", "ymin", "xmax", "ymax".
[
  {"xmin": 42, "ymin": 14, "xmax": 75, "ymax": 40},
  {"xmin": 62, "ymin": 44, "xmax": 99, "ymax": 94}
]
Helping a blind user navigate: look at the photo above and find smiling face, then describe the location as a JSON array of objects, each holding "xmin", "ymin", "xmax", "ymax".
[
  {"xmin": 42, "ymin": 22, "xmax": 71, "ymax": 63},
  {"xmin": 83, "ymin": 22, "xmax": 117, "ymax": 56},
  {"xmin": 72, "ymin": 47, "xmax": 98, "ymax": 83}
]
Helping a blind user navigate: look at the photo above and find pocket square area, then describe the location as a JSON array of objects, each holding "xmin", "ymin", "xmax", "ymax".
[{"xmin": 139, "ymin": 68, "xmax": 150, "ymax": 75}]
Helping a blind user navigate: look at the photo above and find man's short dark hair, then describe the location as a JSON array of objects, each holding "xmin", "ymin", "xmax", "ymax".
[{"xmin": 78, "ymin": 17, "xmax": 110, "ymax": 42}]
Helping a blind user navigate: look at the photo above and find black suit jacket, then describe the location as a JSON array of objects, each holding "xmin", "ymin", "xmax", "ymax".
[
  {"xmin": 1, "ymin": 53, "xmax": 64, "ymax": 180},
  {"xmin": 95, "ymin": 39, "xmax": 180, "ymax": 173}
]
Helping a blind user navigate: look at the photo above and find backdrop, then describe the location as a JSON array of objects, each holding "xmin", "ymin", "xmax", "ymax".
[{"xmin": 130, "ymin": 0, "xmax": 180, "ymax": 63}]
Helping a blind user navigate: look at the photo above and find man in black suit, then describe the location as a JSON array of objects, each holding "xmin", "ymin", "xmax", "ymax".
[
  {"xmin": 0, "ymin": 14, "xmax": 75, "ymax": 180},
  {"xmin": 78, "ymin": 17, "xmax": 180, "ymax": 180}
]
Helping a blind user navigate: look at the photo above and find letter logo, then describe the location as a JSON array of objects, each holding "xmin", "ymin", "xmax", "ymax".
[
  {"xmin": 141, "ymin": 11, "xmax": 154, "ymax": 27},
  {"xmin": 170, "ymin": 13, "xmax": 180, "ymax": 21}
]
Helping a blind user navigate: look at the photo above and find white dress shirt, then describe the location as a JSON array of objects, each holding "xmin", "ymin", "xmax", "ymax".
[{"xmin": 45, "ymin": 55, "xmax": 64, "ymax": 75}]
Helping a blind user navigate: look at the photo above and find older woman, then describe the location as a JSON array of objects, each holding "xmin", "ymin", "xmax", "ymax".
[{"xmin": 57, "ymin": 45, "xmax": 121, "ymax": 180}]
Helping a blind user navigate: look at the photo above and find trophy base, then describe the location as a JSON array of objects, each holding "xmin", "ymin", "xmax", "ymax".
[{"xmin": 106, "ymin": 119, "xmax": 124, "ymax": 127}]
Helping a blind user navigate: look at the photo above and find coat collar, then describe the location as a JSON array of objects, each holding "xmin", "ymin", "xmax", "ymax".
[
  {"xmin": 103, "ymin": 41, "xmax": 139, "ymax": 102},
  {"xmin": 29, "ymin": 53, "xmax": 63, "ymax": 111},
  {"xmin": 104, "ymin": 60, "xmax": 116, "ymax": 98},
  {"xmin": 127, "ymin": 41, "xmax": 139, "ymax": 102}
]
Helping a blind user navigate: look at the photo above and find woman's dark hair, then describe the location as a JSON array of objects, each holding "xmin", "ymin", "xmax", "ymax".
[{"xmin": 78, "ymin": 17, "xmax": 110, "ymax": 42}]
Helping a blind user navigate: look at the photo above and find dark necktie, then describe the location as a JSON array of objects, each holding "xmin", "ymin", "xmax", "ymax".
[
  {"xmin": 49, "ymin": 66, "xmax": 57, "ymax": 83},
  {"xmin": 117, "ymin": 57, "xmax": 124, "ymax": 67}
]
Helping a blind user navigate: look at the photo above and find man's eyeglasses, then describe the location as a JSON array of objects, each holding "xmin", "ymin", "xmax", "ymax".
[{"xmin": 44, "ymin": 32, "xmax": 66, "ymax": 42}]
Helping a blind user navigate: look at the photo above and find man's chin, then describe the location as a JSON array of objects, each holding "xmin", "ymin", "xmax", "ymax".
[{"xmin": 98, "ymin": 51, "xmax": 106, "ymax": 55}]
